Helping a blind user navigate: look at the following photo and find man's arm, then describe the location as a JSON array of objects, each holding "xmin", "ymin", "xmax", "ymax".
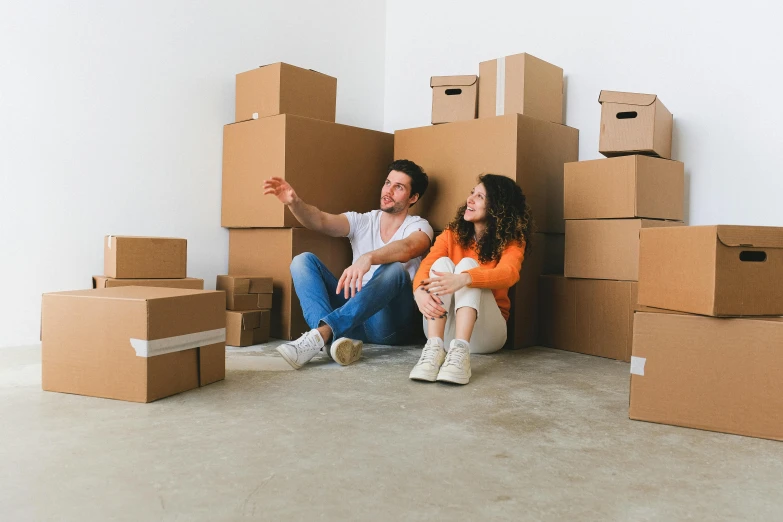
[{"xmin": 263, "ymin": 177, "xmax": 349, "ymax": 237}]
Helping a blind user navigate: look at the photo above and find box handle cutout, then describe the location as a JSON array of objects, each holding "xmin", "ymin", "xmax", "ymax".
[
  {"xmin": 445, "ymin": 88, "xmax": 463, "ymax": 95},
  {"xmin": 739, "ymin": 251, "xmax": 767, "ymax": 262},
  {"xmin": 616, "ymin": 111, "xmax": 638, "ymax": 119}
]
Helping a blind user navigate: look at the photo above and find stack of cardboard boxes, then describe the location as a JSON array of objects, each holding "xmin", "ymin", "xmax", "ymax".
[
  {"xmin": 217, "ymin": 275, "xmax": 273, "ymax": 346},
  {"xmin": 630, "ymin": 225, "xmax": 783, "ymax": 441},
  {"xmin": 398, "ymin": 53, "xmax": 578, "ymax": 348},
  {"xmin": 222, "ymin": 63, "xmax": 394, "ymax": 340},
  {"xmin": 539, "ymin": 92, "xmax": 684, "ymax": 361},
  {"xmin": 42, "ymin": 236, "xmax": 226, "ymax": 403}
]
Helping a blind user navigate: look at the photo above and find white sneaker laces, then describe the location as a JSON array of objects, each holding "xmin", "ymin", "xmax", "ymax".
[
  {"xmin": 419, "ymin": 341, "xmax": 442, "ymax": 365},
  {"xmin": 444, "ymin": 346, "xmax": 467, "ymax": 367},
  {"xmin": 295, "ymin": 331, "xmax": 322, "ymax": 353}
]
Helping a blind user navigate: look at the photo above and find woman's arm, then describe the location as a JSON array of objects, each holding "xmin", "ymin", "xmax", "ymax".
[
  {"xmin": 465, "ymin": 242, "xmax": 525, "ymax": 290},
  {"xmin": 412, "ymin": 230, "xmax": 450, "ymax": 292}
]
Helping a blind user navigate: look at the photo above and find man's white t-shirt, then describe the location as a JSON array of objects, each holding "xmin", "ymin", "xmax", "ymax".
[{"xmin": 343, "ymin": 210, "xmax": 434, "ymax": 286}]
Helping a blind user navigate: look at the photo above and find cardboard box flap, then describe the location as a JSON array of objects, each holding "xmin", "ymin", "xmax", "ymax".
[
  {"xmin": 716, "ymin": 225, "xmax": 783, "ymax": 248},
  {"xmin": 430, "ymin": 75, "xmax": 478, "ymax": 88},
  {"xmin": 258, "ymin": 62, "xmax": 332, "ymax": 78},
  {"xmin": 598, "ymin": 90, "xmax": 657, "ymax": 106},
  {"xmin": 45, "ymin": 286, "xmax": 210, "ymax": 301}
]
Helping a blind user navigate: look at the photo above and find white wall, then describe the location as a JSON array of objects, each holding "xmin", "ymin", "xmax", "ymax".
[
  {"xmin": 384, "ymin": 0, "xmax": 783, "ymax": 228},
  {"xmin": 0, "ymin": 0, "xmax": 387, "ymax": 347}
]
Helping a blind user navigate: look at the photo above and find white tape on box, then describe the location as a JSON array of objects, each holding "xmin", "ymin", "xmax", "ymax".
[
  {"xmin": 130, "ymin": 328, "xmax": 226, "ymax": 358},
  {"xmin": 107, "ymin": 235, "xmax": 113, "ymax": 249},
  {"xmin": 630, "ymin": 356, "xmax": 646, "ymax": 376},
  {"xmin": 495, "ymin": 56, "xmax": 506, "ymax": 116}
]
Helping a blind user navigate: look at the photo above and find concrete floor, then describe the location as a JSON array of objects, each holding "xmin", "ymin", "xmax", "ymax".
[{"xmin": 1, "ymin": 343, "xmax": 782, "ymax": 521}]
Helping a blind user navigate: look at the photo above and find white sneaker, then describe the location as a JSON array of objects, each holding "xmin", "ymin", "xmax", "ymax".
[
  {"xmin": 436, "ymin": 340, "xmax": 471, "ymax": 385},
  {"xmin": 276, "ymin": 330, "xmax": 325, "ymax": 369},
  {"xmin": 330, "ymin": 337, "xmax": 363, "ymax": 366},
  {"xmin": 409, "ymin": 338, "xmax": 446, "ymax": 382}
]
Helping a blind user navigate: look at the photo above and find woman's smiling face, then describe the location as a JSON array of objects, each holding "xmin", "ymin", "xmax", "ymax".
[{"xmin": 463, "ymin": 183, "xmax": 487, "ymax": 223}]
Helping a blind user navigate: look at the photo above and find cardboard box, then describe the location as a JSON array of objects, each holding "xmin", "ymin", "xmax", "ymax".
[
  {"xmin": 538, "ymin": 275, "xmax": 637, "ymax": 361},
  {"xmin": 394, "ymin": 114, "xmax": 578, "ymax": 233},
  {"xmin": 216, "ymin": 275, "xmax": 273, "ymax": 311},
  {"xmin": 542, "ymin": 233, "xmax": 565, "ymax": 275},
  {"xmin": 222, "ymin": 115, "xmax": 393, "ymax": 228},
  {"xmin": 226, "ymin": 310, "xmax": 271, "ymax": 347},
  {"xmin": 629, "ymin": 311, "xmax": 783, "ymax": 441},
  {"xmin": 41, "ymin": 287, "xmax": 226, "ymax": 403},
  {"xmin": 564, "ymin": 156, "xmax": 684, "ymax": 221},
  {"xmin": 638, "ymin": 225, "xmax": 783, "ymax": 316},
  {"xmin": 478, "ymin": 53, "xmax": 563, "ymax": 124},
  {"xmin": 92, "ymin": 276, "xmax": 204, "ymax": 290},
  {"xmin": 235, "ymin": 63, "xmax": 337, "ymax": 123},
  {"xmin": 104, "ymin": 236, "xmax": 187, "ymax": 279},
  {"xmin": 229, "ymin": 228, "xmax": 352, "ymax": 340},
  {"xmin": 430, "ymin": 75, "xmax": 478, "ymax": 124},
  {"xmin": 598, "ymin": 91, "xmax": 673, "ymax": 159},
  {"xmin": 565, "ymin": 219, "xmax": 682, "ymax": 281}
]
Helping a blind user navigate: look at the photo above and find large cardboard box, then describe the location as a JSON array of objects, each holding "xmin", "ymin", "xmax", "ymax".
[
  {"xmin": 229, "ymin": 228, "xmax": 353, "ymax": 340},
  {"xmin": 226, "ymin": 310, "xmax": 271, "ymax": 347},
  {"xmin": 222, "ymin": 115, "xmax": 393, "ymax": 228},
  {"xmin": 104, "ymin": 236, "xmax": 187, "ymax": 279},
  {"xmin": 41, "ymin": 287, "xmax": 226, "ymax": 403},
  {"xmin": 538, "ymin": 275, "xmax": 637, "ymax": 361},
  {"xmin": 638, "ymin": 225, "xmax": 783, "ymax": 316},
  {"xmin": 216, "ymin": 275, "xmax": 273, "ymax": 311},
  {"xmin": 478, "ymin": 53, "xmax": 563, "ymax": 124},
  {"xmin": 564, "ymin": 156, "xmax": 684, "ymax": 220},
  {"xmin": 565, "ymin": 219, "xmax": 682, "ymax": 281},
  {"xmin": 430, "ymin": 75, "xmax": 478, "ymax": 125},
  {"xmin": 598, "ymin": 91, "xmax": 673, "ymax": 159},
  {"xmin": 394, "ymin": 114, "xmax": 578, "ymax": 233},
  {"xmin": 630, "ymin": 311, "xmax": 783, "ymax": 441},
  {"xmin": 92, "ymin": 276, "xmax": 204, "ymax": 290},
  {"xmin": 542, "ymin": 233, "xmax": 565, "ymax": 275},
  {"xmin": 235, "ymin": 63, "xmax": 337, "ymax": 123}
]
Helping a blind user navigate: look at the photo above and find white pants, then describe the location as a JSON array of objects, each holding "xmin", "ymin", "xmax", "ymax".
[{"xmin": 422, "ymin": 257, "xmax": 508, "ymax": 354}]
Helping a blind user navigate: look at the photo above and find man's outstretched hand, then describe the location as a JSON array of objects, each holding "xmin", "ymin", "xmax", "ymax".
[
  {"xmin": 336, "ymin": 254, "xmax": 373, "ymax": 299},
  {"xmin": 263, "ymin": 177, "xmax": 298, "ymax": 205}
]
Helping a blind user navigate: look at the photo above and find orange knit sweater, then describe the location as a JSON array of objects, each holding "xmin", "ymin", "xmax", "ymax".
[{"xmin": 412, "ymin": 229, "xmax": 525, "ymax": 321}]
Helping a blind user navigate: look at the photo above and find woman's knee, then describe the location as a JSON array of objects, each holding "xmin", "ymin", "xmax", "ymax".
[
  {"xmin": 455, "ymin": 257, "xmax": 480, "ymax": 274},
  {"xmin": 430, "ymin": 257, "xmax": 455, "ymax": 276}
]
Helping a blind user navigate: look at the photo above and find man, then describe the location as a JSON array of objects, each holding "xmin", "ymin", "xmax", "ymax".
[{"xmin": 262, "ymin": 160, "xmax": 433, "ymax": 370}]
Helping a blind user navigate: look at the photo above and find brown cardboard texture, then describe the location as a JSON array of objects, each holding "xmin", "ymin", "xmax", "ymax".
[
  {"xmin": 630, "ymin": 311, "xmax": 783, "ymax": 441},
  {"xmin": 229, "ymin": 228, "xmax": 352, "ymax": 340},
  {"xmin": 222, "ymin": 115, "xmax": 393, "ymax": 228},
  {"xmin": 598, "ymin": 91, "xmax": 673, "ymax": 159},
  {"xmin": 478, "ymin": 53, "xmax": 563, "ymax": 124},
  {"xmin": 430, "ymin": 75, "xmax": 478, "ymax": 125},
  {"xmin": 226, "ymin": 310, "xmax": 271, "ymax": 347},
  {"xmin": 217, "ymin": 275, "xmax": 273, "ymax": 311},
  {"xmin": 538, "ymin": 275, "xmax": 637, "ymax": 361},
  {"xmin": 395, "ymin": 114, "xmax": 578, "ymax": 233},
  {"xmin": 104, "ymin": 236, "xmax": 187, "ymax": 279},
  {"xmin": 235, "ymin": 63, "xmax": 337, "ymax": 123},
  {"xmin": 93, "ymin": 276, "xmax": 204, "ymax": 290},
  {"xmin": 542, "ymin": 233, "xmax": 565, "ymax": 275},
  {"xmin": 638, "ymin": 225, "xmax": 783, "ymax": 316},
  {"xmin": 564, "ymin": 156, "xmax": 684, "ymax": 220},
  {"xmin": 565, "ymin": 219, "xmax": 682, "ymax": 281},
  {"xmin": 41, "ymin": 287, "xmax": 226, "ymax": 403}
]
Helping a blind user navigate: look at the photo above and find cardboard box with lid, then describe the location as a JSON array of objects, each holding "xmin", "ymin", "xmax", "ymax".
[
  {"xmin": 598, "ymin": 91, "xmax": 673, "ymax": 159},
  {"xmin": 226, "ymin": 310, "xmax": 271, "ymax": 347},
  {"xmin": 216, "ymin": 275, "xmax": 273, "ymax": 311},
  {"xmin": 430, "ymin": 75, "xmax": 478, "ymax": 125},
  {"xmin": 104, "ymin": 236, "xmax": 187, "ymax": 279},
  {"xmin": 92, "ymin": 276, "xmax": 204, "ymax": 290}
]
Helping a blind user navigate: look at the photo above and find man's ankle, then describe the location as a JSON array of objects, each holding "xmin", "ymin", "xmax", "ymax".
[{"xmin": 316, "ymin": 323, "xmax": 333, "ymax": 344}]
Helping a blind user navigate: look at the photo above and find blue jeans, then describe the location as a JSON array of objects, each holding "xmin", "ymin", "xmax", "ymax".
[{"xmin": 290, "ymin": 252, "xmax": 417, "ymax": 345}]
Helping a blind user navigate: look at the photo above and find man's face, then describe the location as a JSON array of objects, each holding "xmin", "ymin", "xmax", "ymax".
[{"xmin": 380, "ymin": 170, "xmax": 415, "ymax": 214}]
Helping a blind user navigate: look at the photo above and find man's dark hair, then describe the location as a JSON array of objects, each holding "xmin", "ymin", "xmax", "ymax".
[{"xmin": 387, "ymin": 159, "xmax": 428, "ymax": 207}]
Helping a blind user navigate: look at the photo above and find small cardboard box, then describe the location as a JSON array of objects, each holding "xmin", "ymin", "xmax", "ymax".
[
  {"xmin": 564, "ymin": 156, "xmax": 684, "ymax": 221},
  {"xmin": 598, "ymin": 91, "xmax": 673, "ymax": 159},
  {"xmin": 538, "ymin": 275, "xmax": 637, "ymax": 361},
  {"xmin": 235, "ymin": 63, "xmax": 337, "ymax": 123},
  {"xmin": 229, "ymin": 228, "xmax": 353, "ymax": 340},
  {"xmin": 394, "ymin": 114, "xmax": 578, "ymax": 233},
  {"xmin": 630, "ymin": 311, "xmax": 783, "ymax": 441},
  {"xmin": 222, "ymin": 115, "xmax": 393, "ymax": 228},
  {"xmin": 41, "ymin": 287, "xmax": 226, "ymax": 403},
  {"xmin": 430, "ymin": 75, "xmax": 478, "ymax": 124},
  {"xmin": 216, "ymin": 275, "xmax": 273, "ymax": 311},
  {"xmin": 478, "ymin": 53, "xmax": 563, "ymax": 124},
  {"xmin": 226, "ymin": 310, "xmax": 271, "ymax": 347},
  {"xmin": 565, "ymin": 219, "xmax": 682, "ymax": 281},
  {"xmin": 93, "ymin": 276, "xmax": 204, "ymax": 290},
  {"xmin": 104, "ymin": 236, "xmax": 187, "ymax": 279},
  {"xmin": 638, "ymin": 225, "xmax": 783, "ymax": 316}
]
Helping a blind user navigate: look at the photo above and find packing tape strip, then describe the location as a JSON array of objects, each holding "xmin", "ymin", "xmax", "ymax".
[
  {"xmin": 130, "ymin": 328, "xmax": 226, "ymax": 358},
  {"xmin": 630, "ymin": 356, "xmax": 646, "ymax": 376},
  {"xmin": 495, "ymin": 56, "xmax": 505, "ymax": 116}
]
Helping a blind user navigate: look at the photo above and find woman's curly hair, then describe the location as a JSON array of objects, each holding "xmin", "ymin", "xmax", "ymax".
[{"xmin": 446, "ymin": 174, "xmax": 533, "ymax": 263}]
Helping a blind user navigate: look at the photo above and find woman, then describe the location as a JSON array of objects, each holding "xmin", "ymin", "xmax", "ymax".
[{"xmin": 409, "ymin": 174, "xmax": 532, "ymax": 385}]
